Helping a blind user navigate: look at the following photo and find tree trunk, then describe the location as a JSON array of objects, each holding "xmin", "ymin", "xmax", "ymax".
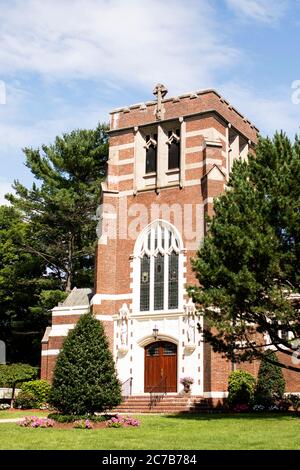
[
  {"xmin": 65, "ymin": 233, "xmax": 74, "ymax": 292},
  {"xmin": 66, "ymin": 274, "xmax": 72, "ymax": 292},
  {"xmin": 10, "ymin": 383, "xmax": 16, "ymax": 409}
]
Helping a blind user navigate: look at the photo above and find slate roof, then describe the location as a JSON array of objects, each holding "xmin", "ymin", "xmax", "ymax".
[{"xmin": 60, "ymin": 287, "xmax": 93, "ymax": 307}]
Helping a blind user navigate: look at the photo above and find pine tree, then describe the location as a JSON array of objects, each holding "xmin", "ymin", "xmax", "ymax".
[
  {"xmin": 0, "ymin": 205, "xmax": 63, "ymax": 364},
  {"xmin": 6, "ymin": 124, "xmax": 108, "ymax": 291},
  {"xmin": 50, "ymin": 313, "xmax": 122, "ymax": 414},
  {"xmin": 255, "ymin": 351, "xmax": 286, "ymax": 406},
  {"xmin": 192, "ymin": 132, "xmax": 300, "ymax": 372}
]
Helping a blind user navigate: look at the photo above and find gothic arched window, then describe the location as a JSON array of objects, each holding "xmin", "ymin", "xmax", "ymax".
[
  {"xmin": 134, "ymin": 221, "xmax": 183, "ymax": 312},
  {"xmin": 145, "ymin": 134, "xmax": 157, "ymax": 173},
  {"xmin": 167, "ymin": 129, "xmax": 180, "ymax": 170}
]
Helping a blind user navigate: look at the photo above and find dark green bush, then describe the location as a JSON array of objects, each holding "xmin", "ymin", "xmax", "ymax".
[
  {"xmin": 277, "ymin": 397, "xmax": 291, "ymax": 411},
  {"xmin": 50, "ymin": 313, "xmax": 122, "ymax": 414},
  {"xmin": 21, "ymin": 380, "xmax": 51, "ymax": 406},
  {"xmin": 254, "ymin": 351, "xmax": 285, "ymax": 407},
  {"xmin": 14, "ymin": 391, "xmax": 37, "ymax": 409},
  {"xmin": 47, "ymin": 413, "xmax": 107, "ymax": 423},
  {"xmin": 227, "ymin": 370, "xmax": 256, "ymax": 407}
]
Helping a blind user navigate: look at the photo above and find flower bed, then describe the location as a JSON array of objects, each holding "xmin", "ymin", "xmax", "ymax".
[
  {"xmin": 19, "ymin": 416, "xmax": 54, "ymax": 428},
  {"xmin": 16, "ymin": 414, "xmax": 140, "ymax": 429},
  {"xmin": 106, "ymin": 415, "xmax": 140, "ymax": 428},
  {"xmin": 73, "ymin": 419, "xmax": 93, "ymax": 429}
]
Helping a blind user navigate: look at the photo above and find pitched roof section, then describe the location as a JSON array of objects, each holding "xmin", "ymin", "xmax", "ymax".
[
  {"xmin": 202, "ymin": 164, "xmax": 226, "ymax": 182},
  {"xmin": 41, "ymin": 326, "xmax": 52, "ymax": 344},
  {"xmin": 61, "ymin": 287, "xmax": 94, "ymax": 307}
]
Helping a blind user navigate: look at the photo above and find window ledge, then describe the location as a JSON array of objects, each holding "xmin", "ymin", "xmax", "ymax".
[
  {"xmin": 143, "ymin": 172, "xmax": 156, "ymax": 179},
  {"xmin": 134, "ymin": 309, "xmax": 184, "ymax": 316},
  {"xmin": 166, "ymin": 168, "xmax": 180, "ymax": 175}
]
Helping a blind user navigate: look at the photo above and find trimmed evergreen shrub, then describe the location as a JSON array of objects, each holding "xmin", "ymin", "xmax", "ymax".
[
  {"xmin": 0, "ymin": 364, "xmax": 37, "ymax": 387},
  {"xmin": 21, "ymin": 380, "xmax": 51, "ymax": 406},
  {"xmin": 0, "ymin": 363, "xmax": 38, "ymax": 406},
  {"xmin": 254, "ymin": 351, "xmax": 285, "ymax": 407},
  {"xmin": 227, "ymin": 370, "xmax": 256, "ymax": 407},
  {"xmin": 50, "ymin": 313, "xmax": 122, "ymax": 414},
  {"xmin": 14, "ymin": 391, "xmax": 37, "ymax": 409}
]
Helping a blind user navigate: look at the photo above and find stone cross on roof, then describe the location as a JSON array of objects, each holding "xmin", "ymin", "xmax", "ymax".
[{"xmin": 153, "ymin": 83, "xmax": 168, "ymax": 120}]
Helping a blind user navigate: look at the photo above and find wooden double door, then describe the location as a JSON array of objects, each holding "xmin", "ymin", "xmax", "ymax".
[{"xmin": 144, "ymin": 341, "xmax": 177, "ymax": 392}]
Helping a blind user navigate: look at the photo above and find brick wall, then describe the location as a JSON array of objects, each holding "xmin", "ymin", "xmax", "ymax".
[
  {"xmin": 42, "ymin": 88, "xmax": 299, "ymax": 395},
  {"xmin": 111, "ymin": 90, "xmax": 258, "ymax": 143}
]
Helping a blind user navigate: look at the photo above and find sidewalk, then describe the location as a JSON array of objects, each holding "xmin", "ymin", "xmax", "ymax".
[{"xmin": 0, "ymin": 418, "xmax": 23, "ymax": 423}]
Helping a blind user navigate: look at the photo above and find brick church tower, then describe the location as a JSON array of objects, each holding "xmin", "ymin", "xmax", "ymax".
[{"xmin": 43, "ymin": 85, "xmax": 300, "ymax": 402}]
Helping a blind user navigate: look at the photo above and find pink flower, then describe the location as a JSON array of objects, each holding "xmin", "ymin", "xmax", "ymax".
[{"xmin": 18, "ymin": 416, "xmax": 54, "ymax": 428}]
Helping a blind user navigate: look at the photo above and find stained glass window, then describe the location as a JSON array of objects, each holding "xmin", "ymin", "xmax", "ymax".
[
  {"xmin": 145, "ymin": 134, "xmax": 157, "ymax": 173},
  {"xmin": 168, "ymin": 129, "xmax": 180, "ymax": 170},
  {"xmin": 138, "ymin": 222, "xmax": 181, "ymax": 312},
  {"xmin": 154, "ymin": 253, "xmax": 164, "ymax": 310},
  {"xmin": 168, "ymin": 252, "xmax": 178, "ymax": 309},
  {"xmin": 140, "ymin": 255, "xmax": 150, "ymax": 311}
]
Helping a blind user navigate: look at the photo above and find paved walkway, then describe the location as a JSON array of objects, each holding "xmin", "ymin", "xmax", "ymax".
[{"xmin": 0, "ymin": 418, "xmax": 23, "ymax": 423}]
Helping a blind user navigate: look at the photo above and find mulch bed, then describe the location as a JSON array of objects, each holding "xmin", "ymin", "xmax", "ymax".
[
  {"xmin": 4, "ymin": 409, "xmax": 112, "ymax": 428},
  {"xmin": 4, "ymin": 408, "xmax": 47, "ymax": 413},
  {"xmin": 52, "ymin": 421, "xmax": 107, "ymax": 429}
]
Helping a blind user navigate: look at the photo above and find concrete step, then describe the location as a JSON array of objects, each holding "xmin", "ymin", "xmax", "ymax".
[
  {"xmin": 117, "ymin": 404, "xmax": 208, "ymax": 407},
  {"xmin": 121, "ymin": 398, "xmax": 190, "ymax": 402},
  {"xmin": 116, "ymin": 404, "xmax": 193, "ymax": 408},
  {"xmin": 120, "ymin": 397, "xmax": 205, "ymax": 401},
  {"xmin": 117, "ymin": 402, "xmax": 210, "ymax": 407}
]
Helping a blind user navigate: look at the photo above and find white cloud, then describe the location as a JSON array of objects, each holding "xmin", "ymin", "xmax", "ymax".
[
  {"xmin": 0, "ymin": 79, "xmax": 112, "ymax": 190},
  {"xmin": 220, "ymin": 82, "xmax": 300, "ymax": 136},
  {"xmin": 225, "ymin": 0, "xmax": 288, "ymax": 23},
  {"xmin": 0, "ymin": 0, "xmax": 298, "ymax": 174},
  {"xmin": 0, "ymin": 0, "xmax": 239, "ymax": 93},
  {"xmin": 0, "ymin": 0, "xmax": 242, "ymax": 180},
  {"xmin": 0, "ymin": 98, "xmax": 111, "ymax": 194},
  {"xmin": 0, "ymin": 98, "xmax": 110, "ymax": 153}
]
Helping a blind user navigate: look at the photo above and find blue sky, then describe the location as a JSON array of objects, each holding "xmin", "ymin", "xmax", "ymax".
[{"xmin": 0, "ymin": 0, "xmax": 300, "ymax": 203}]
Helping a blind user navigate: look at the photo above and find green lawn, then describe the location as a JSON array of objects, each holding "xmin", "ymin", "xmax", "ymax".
[
  {"xmin": 0, "ymin": 413, "xmax": 300, "ymax": 449},
  {"xmin": 0, "ymin": 410, "xmax": 47, "ymax": 419}
]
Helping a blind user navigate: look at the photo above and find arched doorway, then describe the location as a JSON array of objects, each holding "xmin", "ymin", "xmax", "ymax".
[{"xmin": 144, "ymin": 341, "xmax": 177, "ymax": 392}]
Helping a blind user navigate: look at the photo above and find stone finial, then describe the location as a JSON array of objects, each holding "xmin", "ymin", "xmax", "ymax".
[
  {"xmin": 153, "ymin": 83, "xmax": 168, "ymax": 98},
  {"xmin": 153, "ymin": 83, "xmax": 168, "ymax": 120}
]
